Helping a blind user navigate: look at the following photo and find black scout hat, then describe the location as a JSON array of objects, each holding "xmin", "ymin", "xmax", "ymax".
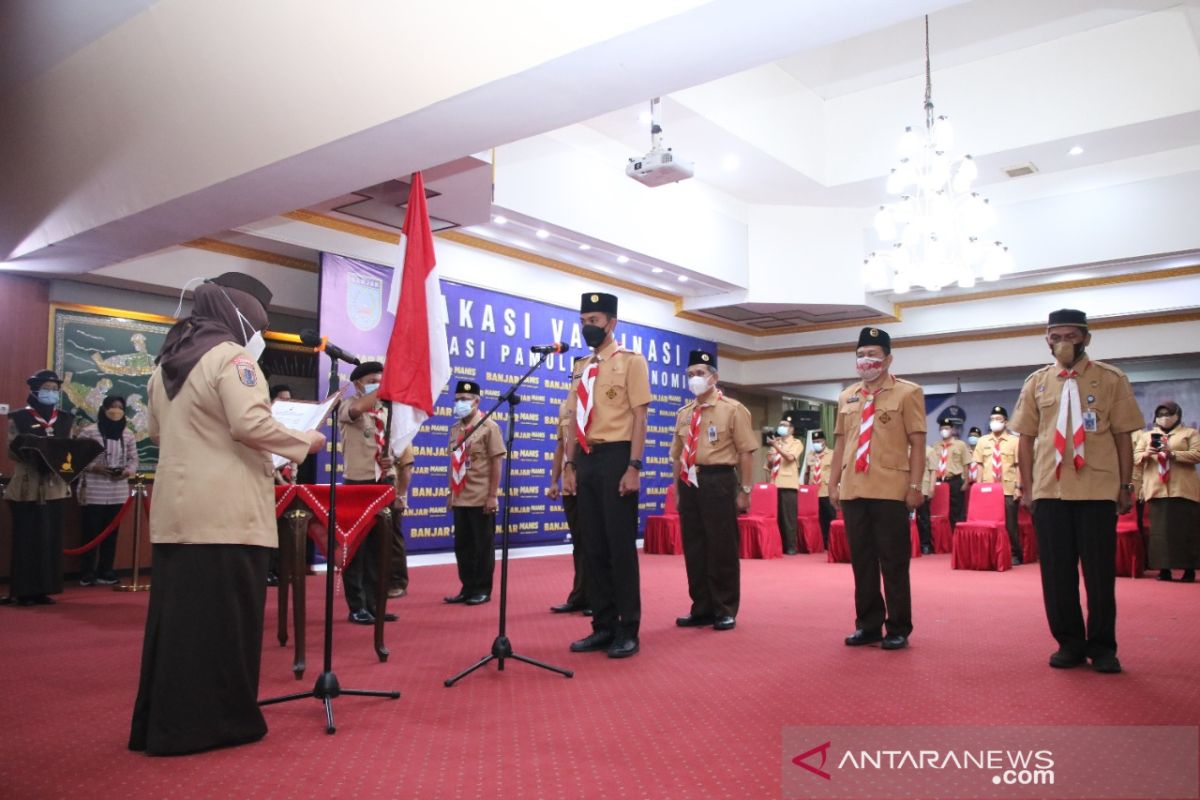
[
  {"xmin": 688, "ymin": 350, "xmax": 717, "ymax": 369},
  {"xmin": 210, "ymin": 271, "xmax": 273, "ymax": 311},
  {"xmin": 939, "ymin": 405, "xmax": 966, "ymax": 426},
  {"xmin": 349, "ymin": 361, "xmax": 383, "ymax": 382},
  {"xmin": 968, "ymin": 426, "xmax": 983, "ymax": 437},
  {"xmin": 991, "ymin": 405, "xmax": 1008, "ymax": 419},
  {"xmin": 857, "ymin": 326, "xmax": 891, "ymax": 354},
  {"xmin": 26, "ymin": 369, "xmax": 63, "ymax": 388},
  {"xmin": 455, "ymin": 380, "xmax": 480, "ymax": 396},
  {"xmin": 580, "ymin": 292, "xmax": 618, "ymax": 315},
  {"xmin": 1047, "ymin": 309, "xmax": 1088, "ymax": 329},
  {"xmin": 811, "ymin": 430, "xmax": 826, "ymax": 442}
]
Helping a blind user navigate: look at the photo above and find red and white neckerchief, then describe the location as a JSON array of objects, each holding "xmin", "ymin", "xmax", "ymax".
[
  {"xmin": 1053, "ymin": 368, "xmax": 1086, "ymax": 479},
  {"xmin": 937, "ymin": 443, "xmax": 950, "ymax": 480},
  {"xmin": 23, "ymin": 405, "xmax": 58, "ymax": 433},
  {"xmin": 574, "ymin": 344, "xmax": 624, "ymax": 454},
  {"xmin": 450, "ymin": 429, "xmax": 470, "ymax": 495},
  {"xmin": 767, "ymin": 449, "xmax": 782, "ymax": 482},
  {"xmin": 679, "ymin": 390, "xmax": 722, "ymax": 487},
  {"xmin": 366, "ymin": 404, "xmax": 390, "ymax": 481},
  {"xmin": 854, "ymin": 390, "xmax": 876, "ymax": 473},
  {"xmin": 810, "ymin": 455, "xmax": 823, "ymax": 486},
  {"xmin": 967, "ymin": 462, "xmax": 980, "ymax": 482},
  {"xmin": 1156, "ymin": 431, "xmax": 1171, "ymax": 484},
  {"xmin": 990, "ymin": 437, "xmax": 1004, "ymax": 482}
]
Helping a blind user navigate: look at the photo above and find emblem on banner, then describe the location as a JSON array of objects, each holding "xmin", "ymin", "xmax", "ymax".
[{"xmin": 347, "ymin": 272, "xmax": 384, "ymax": 332}]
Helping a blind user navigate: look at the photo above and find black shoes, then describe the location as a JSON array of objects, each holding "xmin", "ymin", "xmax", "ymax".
[
  {"xmin": 570, "ymin": 630, "xmax": 615, "ymax": 652},
  {"xmin": 550, "ymin": 602, "xmax": 586, "ymax": 613},
  {"xmin": 1048, "ymin": 648, "xmax": 1087, "ymax": 669},
  {"xmin": 266, "ymin": 572, "xmax": 279, "ymax": 587},
  {"xmin": 607, "ymin": 637, "xmax": 639, "ymax": 658},
  {"xmin": 96, "ymin": 573, "xmax": 119, "ymax": 585},
  {"xmin": 881, "ymin": 634, "xmax": 908, "ymax": 650},
  {"xmin": 1157, "ymin": 569, "xmax": 1173, "ymax": 581},
  {"xmin": 1183, "ymin": 570, "xmax": 1196, "ymax": 583},
  {"xmin": 713, "ymin": 616, "xmax": 736, "ymax": 631},
  {"xmin": 675, "ymin": 613, "xmax": 715, "ymax": 627},
  {"xmin": 443, "ymin": 592, "xmax": 468, "ymax": 604},
  {"xmin": 348, "ymin": 610, "xmax": 373, "ymax": 625},
  {"xmin": 844, "ymin": 629, "xmax": 883, "ymax": 646},
  {"xmin": 920, "ymin": 545, "xmax": 933, "ymax": 555},
  {"xmin": 1012, "ymin": 556, "xmax": 1023, "ymax": 566},
  {"xmin": 1090, "ymin": 654, "xmax": 1122, "ymax": 674},
  {"xmin": 465, "ymin": 594, "xmax": 491, "ymax": 605},
  {"xmin": 79, "ymin": 575, "xmax": 96, "ymax": 587},
  {"xmin": 784, "ymin": 548, "xmax": 798, "ymax": 556}
]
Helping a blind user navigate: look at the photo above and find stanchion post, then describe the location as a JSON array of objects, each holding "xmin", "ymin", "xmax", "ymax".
[{"xmin": 115, "ymin": 476, "xmax": 151, "ymax": 593}]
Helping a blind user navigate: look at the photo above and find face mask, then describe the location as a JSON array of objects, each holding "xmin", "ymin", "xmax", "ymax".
[
  {"xmin": 967, "ymin": 436, "xmax": 979, "ymax": 446},
  {"xmin": 776, "ymin": 426, "xmax": 791, "ymax": 437},
  {"xmin": 228, "ymin": 298, "xmax": 266, "ymax": 361},
  {"xmin": 1051, "ymin": 340, "xmax": 1084, "ymax": 365},
  {"xmin": 812, "ymin": 442, "xmax": 824, "ymax": 453},
  {"xmin": 989, "ymin": 420, "xmax": 1006, "ymax": 433},
  {"xmin": 37, "ymin": 389, "xmax": 60, "ymax": 407},
  {"xmin": 687, "ymin": 375, "xmax": 712, "ymax": 396},
  {"xmin": 939, "ymin": 429, "xmax": 952, "ymax": 440},
  {"xmin": 105, "ymin": 407, "xmax": 125, "ymax": 422},
  {"xmin": 582, "ymin": 324, "xmax": 608, "ymax": 349},
  {"xmin": 1156, "ymin": 415, "xmax": 1178, "ymax": 430},
  {"xmin": 856, "ymin": 356, "xmax": 885, "ymax": 383},
  {"xmin": 453, "ymin": 400, "xmax": 473, "ymax": 419},
  {"xmin": 361, "ymin": 382, "xmax": 380, "ymax": 395}
]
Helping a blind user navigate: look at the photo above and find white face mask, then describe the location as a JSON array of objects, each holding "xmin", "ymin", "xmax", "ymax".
[
  {"xmin": 244, "ymin": 329, "xmax": 266, "ymax": 361},
  {"xmin": 453, "ymin": 399, "xmax": 473, "ymax": 419},
  {"xmin": 776, "ymin": 425, "xmax": 790, "ymax": 437},
  {"xmin": 856, "ymin": 356, "xmax": 885, "ymax": 383},
  {"xmin": 362, "ymin": 382, "xmax": 380, "ymax": 395},
  {"xmin": 687, "ymin": 374, "xmax": 712, "ymax": 397},
  {"xmin": 989, "ymin": 420, "xmax": 1006, "ymax": 433},
  {"xmin": 812, "ymin": 442, "xmax": 824, "ymax": 453},
  {"xmin": 939, "ymin": 429, "xmax": 952, "ymax": 440}
]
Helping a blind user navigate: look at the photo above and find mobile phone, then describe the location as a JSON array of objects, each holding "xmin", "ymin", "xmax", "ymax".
[{"xmin": 1150, "ymin": 432, "xmax": 1164, "ymax": 448}]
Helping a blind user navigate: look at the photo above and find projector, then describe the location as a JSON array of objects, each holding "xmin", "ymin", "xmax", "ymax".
[{"xmin": 626, "ymin": 148, "xmax": 694, "ymax": 187}]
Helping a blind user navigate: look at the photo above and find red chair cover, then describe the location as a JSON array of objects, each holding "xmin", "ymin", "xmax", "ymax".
[
  {"xmin": 909, "ymin": 518, "xmax": 922, "ymax": 558},
  {"xmin": 951, "ymin": 483, "xmax": 1012, "ymax": 571},
  {"xmin": 1115, "ymin": 508, "xmax": 1143, "ymax": 578},
  {"xmin": 929, "ymin": 482, "xmax": 950, "ymax": 518},
  {"xmin": 796, "ymin": 486, "xmax": 824, "ymax": 553},
  {"xmin": 737, "ymin": 483, "xmax": 782, "ymax": 559},
  {"xmin": 274, "ymin": 484, "xmax": 396, "ymax": 570},
  {"xmin": 931, "ymin": 517, "xmax": 954, "ymax": 554},
  {"xmin": 644, "ymin": 483, "xmax": 683, "ymax": 555},
  {"xmin": 826, "ymin": 513, "xmax": 850, "ymax": 563},
  {"xmin": 1017, "ymin": 504, "xmax": 1038, "ymax": 563}
]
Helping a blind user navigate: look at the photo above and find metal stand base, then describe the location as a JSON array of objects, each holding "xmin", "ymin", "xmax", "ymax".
[
  {"xmin": 260, "ymin": 670, "xmax": 399, "ymax": 734},
  {"xmin": 444, "ymin": 635, "xmax": 574, "ymax": 687}
]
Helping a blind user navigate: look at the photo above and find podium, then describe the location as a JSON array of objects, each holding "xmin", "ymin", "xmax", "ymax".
[
  {"xmin": 11, "ymin": 434, "xmax": 103, "ymax": 482},
  {"xmin": 273, "ymin": 484, "xmax": 397, "ymax": 678}
]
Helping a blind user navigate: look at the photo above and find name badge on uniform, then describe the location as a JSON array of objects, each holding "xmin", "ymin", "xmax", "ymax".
[
  {"xmin": 707, "ymin": 424, "xmax": 718, "ymax": 444},
  {"xmin": 1082, "ymin": 409, "xmax": 1098, "ymax": 433}
]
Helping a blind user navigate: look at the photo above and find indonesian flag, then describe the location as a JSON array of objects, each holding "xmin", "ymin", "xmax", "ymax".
[{"xmin": 379, "ymin": 171, "xmax": 451, "ymax": 456}]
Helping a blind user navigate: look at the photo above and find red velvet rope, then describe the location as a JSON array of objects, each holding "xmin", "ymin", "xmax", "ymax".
[{"xmin": 63, "ymin": 494, "xmax": 135, "ymax": 555}]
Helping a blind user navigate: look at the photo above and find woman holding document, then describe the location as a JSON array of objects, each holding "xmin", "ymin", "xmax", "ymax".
[{"xmin": 129, "ymin": 272, "xmax": 325, "ymax": 756}]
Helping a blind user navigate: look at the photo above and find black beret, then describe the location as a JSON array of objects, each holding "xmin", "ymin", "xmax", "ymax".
[
  {"xmin": 349, "ymin": 361, "xmax": 383, "ymax": 382},
  {"xmin": 857, "ymin": 326, "xmax": 891, "ymax": 354},
  {"xmin": 580, "ymin": 292, "xmax": 618, "ymax": 315},
  {"xmin": 991, "ymin": 405, "xmax": 1008, "ymax": 418},
  {"xmin": 270, "ymin": 384, "xmax": 292, "ymax": 400},
  {"xmin": 968, "ymin": 426, "xmax": 983, "ymax": 436},
  {"xmin": 209, "ymin": 271, "xmax": 273, "ymax": 311},
  {"xmin": 1047, "ymin": 308, "xmax": 1088, "ymax": 329},
  {"xmin": 455, "ymin": 380, "xmax": 480, "ymax": 396},
  {"xmin": 939, "ymin": 405, "xmax": 966, "ymax": 426},
  {"xmin": 811, "ymin": 430, "xmax": 826, "ymax": 441},
  {"xmin": 26, "ymin": 369, "xmax": 63, "ymax": 388},
  {"xmin": 688, "ymin": 350, "xmax": 717, "ymax": 369}
]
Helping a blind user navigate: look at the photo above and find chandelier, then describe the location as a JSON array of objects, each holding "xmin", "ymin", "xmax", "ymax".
[{"xmin": 864, "ymin": 16, "xmax": 1014, "ymax": 293}]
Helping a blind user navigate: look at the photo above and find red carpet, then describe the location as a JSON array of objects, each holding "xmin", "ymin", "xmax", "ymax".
[{"xmin": 2, "ymin": 552, "xmax": 1198, "ymax": 799}]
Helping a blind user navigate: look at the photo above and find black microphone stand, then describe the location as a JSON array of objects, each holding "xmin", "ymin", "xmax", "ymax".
[
  {"xmin": 259, "ymin": 351, "xmax": 399, "ymax": 733},
  {"xmin": 444, "ymin": 350, "xmax": 574, "ymax": 686}
]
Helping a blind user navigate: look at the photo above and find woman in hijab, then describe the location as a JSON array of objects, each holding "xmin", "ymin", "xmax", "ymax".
[
  {"xmin": 3, "ymin": 370, "xmax": 74, "ymax": 605},
  {"xmin": 1135, "ymin": 401, "xmax": 1200, "ymax": 582},
  {"xmin": 129, "ymin": 273, "xmax": 324, "ymax": 756},
  {"xmin": 76, "ymin": 396, "xmax": 139, "ymax": 585}
]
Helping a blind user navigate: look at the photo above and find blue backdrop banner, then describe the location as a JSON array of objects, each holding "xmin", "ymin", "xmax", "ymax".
[{"xmin": 317, "ymin": 252, "xmax": 715, "ymax": 553}]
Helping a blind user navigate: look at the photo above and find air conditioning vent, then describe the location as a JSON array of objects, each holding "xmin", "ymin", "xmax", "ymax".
[{"xmin": 1003, "ymin": 163, "xmax": 1038, "ymax": 178}]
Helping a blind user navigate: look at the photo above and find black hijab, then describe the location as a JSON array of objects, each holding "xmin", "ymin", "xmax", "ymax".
[
  {"xmin": 157, "ymin": 282, "xmax": 269, "ymax": 399},
  {"xmin": 97, "ymin": 395, "xmax": 127, "ymax": 440}
]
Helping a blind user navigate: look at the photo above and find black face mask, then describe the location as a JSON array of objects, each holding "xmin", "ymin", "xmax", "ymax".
[{"xmin": 582, "ymin": 324, "xmax": 608, "ymax": 349}]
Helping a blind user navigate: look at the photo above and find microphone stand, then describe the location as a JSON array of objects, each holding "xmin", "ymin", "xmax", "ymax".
[
  {"xmin": 444, "ymin": 350, "xmax": 574, "ymax": 686},
  {"xmin": 259, "ymin": 352, "xmax": 399, "ymax": 733}
]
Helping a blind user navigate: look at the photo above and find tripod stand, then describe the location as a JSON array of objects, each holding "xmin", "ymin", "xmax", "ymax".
[
  {"xmin": 260, "ymin": 353, "xmax": 399, "ymax": 732},
  {"xmin": 444, "ymin": 351, "xmax": 574, "ymax": 686}
]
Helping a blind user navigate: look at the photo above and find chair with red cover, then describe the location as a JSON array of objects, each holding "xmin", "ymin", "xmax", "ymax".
[
  {"xmin": 1115, "ymin": 507, "xmax": 1143, "ymax": 578},
  {"xmin": 929, "ymin": 482, "xmax": 953, "ymax": 554},
  {"xmin": 826, "ymin": 510, "xmax": 850, "ymax": 563},
  {"xmin": 796, "ymin": 485, "xmax": 824, "ymax": 554},
  {"xmin": 737, "ymin": 483, "xmax": 782, "ymax": 559},
  {"xmin": 643, "ymin": 482, "xmax": 683, "ymax": 555},
  {"xmin": 951, "ymin": 483, "xmax": 1013, "ymax": 571},
  {"xmin": 1017, "ymin": 502, "xmax": 1038, "ymax": 564},
  {"xmin": 909, "ymin": 516, "xmax": 922, "ymax": 558}
]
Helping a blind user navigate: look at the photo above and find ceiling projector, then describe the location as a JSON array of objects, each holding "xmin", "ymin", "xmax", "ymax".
[{"xmin": 626, "ymin": 148, "xmax": 694, "ymax": 187}]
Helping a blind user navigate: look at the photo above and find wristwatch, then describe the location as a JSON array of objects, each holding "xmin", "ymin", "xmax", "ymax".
[
  {"xmin": 908, "ymin": 483, "xmax": 920, "ymax": 490},
  {"xmin": 628, "ymin": 459, "xmax": 643, "ymax": 471},
  {"xmin": 1121, "ymin": 482, "xmax": 1135, "ymax": 492},
  {"xmin": 740, "ymin": 484, "xmax": 753, "ymax": 495}
]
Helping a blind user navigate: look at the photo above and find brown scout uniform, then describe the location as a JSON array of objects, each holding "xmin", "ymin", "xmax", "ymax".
[
  {"xmin": 974, "ymin": 430, "xmax": 1022, "ymax": 560},
  {"xmin": 769, "ymin": 434, "xmax": 805, "ymax": 553},
  {"xmin": 1134, "ymin": 424, "xmax": 1200, "ymax": 570},
  {"xmin": 448, "ymin": 413, "xmax": 505, "ymax": 598}
]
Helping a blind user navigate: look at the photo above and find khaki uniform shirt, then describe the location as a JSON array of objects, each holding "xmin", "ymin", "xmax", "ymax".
[
  {"xmin": 835, "ymin": 375, "xmax": 926, "ymax": 502},
  {"xmin": 1010, "ymin": 356, "xmax": 1144, "ymax": 502},
  {"xmin": 394, "ymin": 444, "xmax": 415, "ymax": 499},
  {"xmin": 449, "ymin": 415, "xmax": 505, "ymax": 507},
  {"xmin": 805, "ymin": 448, "xmax": 834, "ymax": 497},
  {"xmin": 933, "ymin": 438, "xmax": 971, "ymax": 480},
  {"xmin": 338, "ymin": 397, "xmax": 392, "ymax": 481},
  {"xmin": 565, "ymin": 339, "xmax": 652, "ymax": 445},
  {"xmin": 921, "ymin": 446, "xmax": 936, "ymax": 496},
  {"xmin": 973, "ymin": 431, "xmax": 1020, "ymax": 495},
  {"xmin": 1135, "ymin": 426, "xmax": 1200, "ymax": 503},
  {"xmin": 669, "ymin": 392, "xmax": 758, "ymax": 467},
  {"xmin": 1131, "ymin": 430, "xmax": 1147, "ymax": 492},
  {"xmin": 148, "ymin": 341, "xmax": 312, "ymax": 547},
  {"xmin": 768, "ymin": 436, "xmax": 804, "ymax": 488}
]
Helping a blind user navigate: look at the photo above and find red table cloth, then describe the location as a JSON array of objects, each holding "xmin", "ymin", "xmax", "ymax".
[{"xmin": 274, "ymin": 483, "xmax": 396, "ymax": 569}]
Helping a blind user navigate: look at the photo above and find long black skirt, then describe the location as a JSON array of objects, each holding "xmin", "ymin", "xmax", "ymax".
[
  {"xmin": 1148, "ymin": 497, "xmax": 1200, "ymax": 569},
  {"xmin": 6, "ymin": 499, "xmax": 65, "ymax": 599},
  {"xmin": 129, "ymin": 543, "xmax": 270, "ymax": 756}
]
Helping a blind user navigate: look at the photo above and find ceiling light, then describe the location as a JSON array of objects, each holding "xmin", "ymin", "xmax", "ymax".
[
  {"xmin": 721, "ymin": 154, "xmax": 741, "ymax": 171},
  {"xmin": 535, "ymin": 229, "xmax": 550, "ymax": 239},
  {"xmin": 616, "ymin": 255, "xmax": 629, "ymax": 264},
  {"xmin": 1068, "ymin": 145, "xmax": 1083, "ymax": 156},
  {"xmin": 677, "ymin": 275, "xmax": 688, "ymax": 283},
  {"xmin": 651, "ymin": 267, "xmax": 664, "ymax": 274},
  {"xmin": 493, "ymin": 215, "xmax": 507, "ymax": 225},
  {"xmin": 578, "ymin": 243, "xmax": 591, "ymax": 251}
]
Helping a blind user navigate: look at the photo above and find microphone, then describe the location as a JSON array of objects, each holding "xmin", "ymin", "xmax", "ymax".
[
  {"xmin": 530, "ymin": 342, "xmax": 570, "ymax": 355},
  {"xmin": 299, "ymin": 329, "xmax": 361, "ymax": 366}
]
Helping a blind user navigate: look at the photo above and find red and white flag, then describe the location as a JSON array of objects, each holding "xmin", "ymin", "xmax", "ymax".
[{"xmin": 379, "ymin": 171, "xmax": 451, "ymax": 456}]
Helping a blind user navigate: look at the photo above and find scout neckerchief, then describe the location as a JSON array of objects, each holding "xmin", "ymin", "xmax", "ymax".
[
  {"xmin": 574, "ymin": 342, "xmax": 624, "ymax": 454},
  {"xmin": 366, "ymin": 403, "xmax": 391, "ymax": 481},
  {"xmin": 767, "ymin": 444, "xmax": 783, "ymax": 482},
  {"xmin": 450, "ymin": 421, "xmax": 473, "ymax": 495},
  {"xmin": 937, "ymin": 442, "xmax": 950, "ymax": 480},
  {"xmin": 23, "ymin": 405, "xmax": 58, "ymax": 433},
  {"xmin": 855, "ymin": 388, "xmax": 877, "ymax": 473},
  {"xmin": 1054, "ymin": 367, "xmax": 1086, "ymax": 479},
  {"xmin": 990, "ymin": 436, "xmax": 1004, "ymax": 483},
  {"xmin": 810, "ymin": 453, "xmax": 823, "ymax": 486},
  {"xmin": 679, "ymin": 389, "xmax": 722, "ymax": 487}
]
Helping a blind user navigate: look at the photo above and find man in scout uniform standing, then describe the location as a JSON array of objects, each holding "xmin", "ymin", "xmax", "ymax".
[
  {"xmin": 915, "ymin": 443, "xmax": 938, "ymax": 554},
  {"xmin": 670, "ymin": 350, "xmax": 758, "ymax": 630},
  {"xmin": 767, "ymin": 414, "xmax": 804, "ymax": 555},
  {"xmin": 561, "ymin": 292, "xmax": 651, "ymax": 659},
  {"xmin": 1012, "ymin": 309, "xmax": 1143, "ymax": 673},
  {"xmin": 974, "ymin": 405, "xmax": 1023, "ymax": 564},
  {"xmin": 805, "ymin": 430, "xmax": 835, "ymax": 548},
  {"xmin": 445, "ymin": 380, "xmax": 505, "ymax": 606},
  {"xmin": 933, "ymin": 408, "xmax": 972, "ymax": 527},
  {"xmin": 546, "ymin": 356, "xmax": 590, "ymax": 615},
  {"xmin": 828, "ymin": 327, "xmax": 926, "ymax": 651}
]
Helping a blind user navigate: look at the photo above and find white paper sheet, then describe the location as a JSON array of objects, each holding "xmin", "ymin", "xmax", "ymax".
[{"xmin": 270, "ymin": 392, "xmax": 341, "ymax": 469}]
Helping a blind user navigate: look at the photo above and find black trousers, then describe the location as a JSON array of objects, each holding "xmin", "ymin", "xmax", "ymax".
[
  {"xmin": 1033, "ymin": 499, "xmax": 1117, "ymax": 658},
  {"xmin": 1005, "ymin": 496, "xmax": 1021, "ymax": 561},
  {"xmin": 7, "ymin": 499, "xmax": 64, "ymax": 599},
  {"xmin": 817, "ymin": 497, "xmax": 835, "ymax": 548},
  {"xmin": 915, "ymin": 498, "xmax": 932, "ymax": 549},
  {"xmin": 677, "ymin": 470, "xmax": 740, "ymax": 618},
  {"xmin": 452, "ymin": 506, "xmax": 496, "ymax": 597},
  {"xmin": 842, "ymin": 498, "xmax": 912, "ymax": 637},
  {"xmin": 941, "ymin": 475, "xmax": 965, "ymax": 525},
  {"xmin": 341, "ymin": 478, "xmax": 388, "ymax": 614},
  {"xmin": 562, "ymin": 493, "xmax": 588, "ymax": 607},
  {"xmin": 576, "ymin": 441, "xmax": 640, "ymax": 637},
  {"xmin": 81, "ymin": 502, "xmax": 122, "ymax": 578},
  {"xmin": 388, "ymin": 509, "xmax": 409, "ymax": 592},
  {"xmin": 777, "ymin": 487, "xmax": 798, "ymax": 552}
]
